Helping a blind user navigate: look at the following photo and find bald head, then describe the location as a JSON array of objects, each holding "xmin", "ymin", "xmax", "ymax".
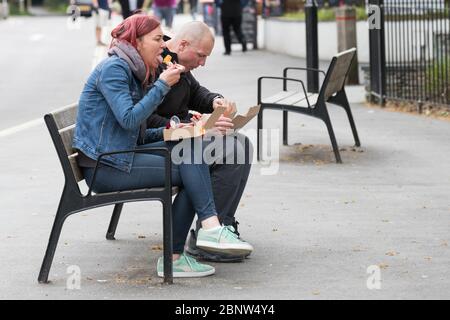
[
  {"xmin": 172, "ymin": 21, "xmax": 215, "ymax": 47},
  {"xmin": 167, "ymin": 21, "xmax": 215, "ymax": 71}
]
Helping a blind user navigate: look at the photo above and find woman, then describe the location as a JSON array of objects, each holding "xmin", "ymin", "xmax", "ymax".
[{"xmin": 73, "ymin": 13, "xmax": 252, "ymax": 278}]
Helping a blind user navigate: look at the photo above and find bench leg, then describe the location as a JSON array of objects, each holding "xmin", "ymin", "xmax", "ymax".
[
  {"xmin": 331, "ymin": 90, "xmax": 361, "ymax": 147},
  {"xmin": 162, "ymin": 198, "xmax": 173, "ymax": 284},
  {"xmin": 283, "ymin": 110, "xmax": 288, "ymax": 145},
  {"xmin": 321, "ymin": 105, "xmax": 342, "ymax": 164},
  {"xmin": 106, "ymin": 203, "xmax": 123, "ymax": 240},
  {"xmin": 257, "ymin": 106, "xmax": 264, "ymax": 161},
  {"xmin": 38, "ymin": 207, "xmax": 69, "ymax": 283}
]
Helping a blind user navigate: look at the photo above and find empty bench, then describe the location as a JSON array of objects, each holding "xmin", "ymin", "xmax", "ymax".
[
  {"xmin": 257, "ymin": 48, "xmax": 361, "ymax": 163},
  {"xmin": 38, "ymin": 103, "xmax": 178, "ymax": 284}
]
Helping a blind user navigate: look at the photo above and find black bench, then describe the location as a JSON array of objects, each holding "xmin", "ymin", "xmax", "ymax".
[
  {"xmin": 38, "ymin": 103, "xmax": 178, "ymax": 284},
  {"xmin": 257, "ymin": 48, "xmax": 361, "ymax": 163}
]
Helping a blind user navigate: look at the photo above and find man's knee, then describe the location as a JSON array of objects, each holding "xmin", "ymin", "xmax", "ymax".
[{"xmin": 234, "ymin": 133, "xmax": 253, "ymax": 165}]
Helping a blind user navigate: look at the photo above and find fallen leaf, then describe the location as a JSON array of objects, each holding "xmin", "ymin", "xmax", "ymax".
[
  {"xmin": 138, "ymin": 235, "xmax": 146, "ymax": 239},
  {"xmin": 378, "ymin": 263, "xmax": 389, "ymax": 269},
  {"xmin": 385, "ymin": 251, "xmax": 400, "ymax": 256},
  {"xmin": 152, "ymin": 245, "xmax": 163, "ymax": 251},
  {"xmin": 424, "ymin": 256, "xmax": 432, "ymax": 261}
]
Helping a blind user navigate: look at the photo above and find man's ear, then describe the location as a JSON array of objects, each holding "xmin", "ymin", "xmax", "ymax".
[{"xmin": 179, "ymin": 40, "xmax": 189, "ymax": 52}]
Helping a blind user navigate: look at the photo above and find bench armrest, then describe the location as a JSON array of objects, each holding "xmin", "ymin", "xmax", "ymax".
[
  {"xmin": 283, "ymin": 67, "xmax": 326, "ymax": 90},
  {"xmin": 258, "ymin": 76, "xmax": 311, "ymax": 108},
  {"xmin": 87, "ymin": 147, "xmax": 172, "ymax": 196}
]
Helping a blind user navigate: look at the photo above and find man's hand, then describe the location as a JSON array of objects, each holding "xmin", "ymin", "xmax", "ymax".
[
  {"xmin": 213, "ymin": 98, "xmax": 237, "ymax": 117},
  {"xmin": 213, "ymin": 115, "xmax": 234, "ymax": 135},
  {"xmin": 212, "ymin": 98, "xmax": 225, "ymax": 109}
]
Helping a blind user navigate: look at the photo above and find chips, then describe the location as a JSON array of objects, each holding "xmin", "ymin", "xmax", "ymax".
[{"xmin": 163, "ymin": 55, "xmax": 172, "ymax": 65}]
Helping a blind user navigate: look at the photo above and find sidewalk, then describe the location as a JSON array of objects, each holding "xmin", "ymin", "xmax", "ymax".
[{"xmin": 1, "ymin": 15, "xmax": 449, "ymax": 300}]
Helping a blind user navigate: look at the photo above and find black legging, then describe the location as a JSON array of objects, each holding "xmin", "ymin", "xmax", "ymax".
[{"xmin": 221, "ymin": 15, "xmax": 246, "ymax": 54}]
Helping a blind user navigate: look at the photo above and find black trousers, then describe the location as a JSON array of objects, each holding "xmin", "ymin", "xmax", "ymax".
[
  {"xmin": 221, "ymin": 15, "xmax": 246, "ymax": 53},
  {"xmin": 196, "ymin": 133, "xmax": 253, "ymax": 231}
]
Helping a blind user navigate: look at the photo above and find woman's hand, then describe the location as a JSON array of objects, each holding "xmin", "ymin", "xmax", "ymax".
[{"xmin": 159, "ymin": 63, "xmax": 186, "ymax": 87}]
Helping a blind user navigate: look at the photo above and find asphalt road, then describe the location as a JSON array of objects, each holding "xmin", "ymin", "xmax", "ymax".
[{"xmin": 0, "ymin": 16, "xmax": 95, "ymax": 131}]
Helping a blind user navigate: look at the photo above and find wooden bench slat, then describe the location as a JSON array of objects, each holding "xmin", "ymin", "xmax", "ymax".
[
  {"xmin": 68, "ymin": 153, "xmax": 84, "ymax": 182},
  {"xmin": 51, "ymin": 103, "xmax": 78, "ymax": 130},
  {"xmin": 59, "ymin": 125, "xmax": 75, "ymax": 156},
  {"xmin": 276, "ymin": 92, "xmax": 311, "ymax": 105},
  {"xmin": 324, "ymin": 51, "xmax": 356, "ymax": 99},
  {"xmin": 293, "ymin": 94, "xmax": 319, "ymax": 108},
  {"xmin": 262, "ymin": 91, "xmax": 297, "ymax": 104}
]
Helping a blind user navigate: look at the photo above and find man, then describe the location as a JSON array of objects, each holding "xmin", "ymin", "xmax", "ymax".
[{"xmin": 147, "ymin": 21, "xmax": 253, "ymax": 262}]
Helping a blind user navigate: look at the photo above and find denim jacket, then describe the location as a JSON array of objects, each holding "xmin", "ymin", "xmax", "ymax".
[{"xmin": 73, "ymin": 55, "xmax": 170, "ymax": 172}]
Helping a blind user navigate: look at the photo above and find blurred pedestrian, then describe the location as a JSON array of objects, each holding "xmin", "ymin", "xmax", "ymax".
[
  {"xmin": 152, "ymin": 0, "xmax": 177, "ymax": 30},
  {"xmin": 118, "ymin": 0, "xmax": 145, "ymax": 19},
  {"xmin": 92, "ymin": 0, "xmax": 111, "ymax": 46},
  {"xmin": 189, "ymin": 0, "xmax": 198, "ymax": 20},
  {"xmin": 219, "ymin": 0, "xmax": 247, "ymax": 55}
]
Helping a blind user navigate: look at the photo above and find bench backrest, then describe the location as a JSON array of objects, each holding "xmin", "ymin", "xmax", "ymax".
[
  {"xmin": 321, "ymin": 48, "xmax": 357, "ymax": 100},
  {"xmin": 44, "ymin": 103, "xmax": 84, "ymax": 186}
]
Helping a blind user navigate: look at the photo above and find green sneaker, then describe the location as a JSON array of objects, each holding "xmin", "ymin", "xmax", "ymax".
[
  {"xmin": 196, "ymin": 225, "xmax": 254, "ymax": 256},
  {"xmin": 157, "ymin": 253, "xmax": 215, "ymax": 278}
]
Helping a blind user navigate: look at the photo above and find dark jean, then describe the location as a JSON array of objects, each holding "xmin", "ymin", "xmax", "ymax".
[
  {"xmin": 196, "ymin": 133, "xmax": 253, "ymax": 231},
  {"xmin": 82, "ymin": 140, "xmax": 217, "ymax": 254}
]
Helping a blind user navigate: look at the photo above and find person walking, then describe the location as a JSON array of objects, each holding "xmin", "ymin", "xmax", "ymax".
[
  {"xmin": 92, "ymin": 0, "xmax": 111, "ymax": 46},
  {"xmin": 219, "ymin": 0, "xmax": 247, "ymax": 55},
  {"xmin": 118, "ymin": 0, "xmax": 145, "ymax": 19},
  {"xmin": 152, "ymin": 0, "xmax": 178, "ymax": 30}
]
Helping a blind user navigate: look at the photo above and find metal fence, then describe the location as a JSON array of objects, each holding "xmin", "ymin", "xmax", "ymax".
[{"xmin": 370, "ymin": 0, "xmax": 450, "ymax": 107}]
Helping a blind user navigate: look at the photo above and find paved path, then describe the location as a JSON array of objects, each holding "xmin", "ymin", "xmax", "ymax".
[{"xmin": 0, "ymin": 14, "xmax": 449, "ymax": 300}]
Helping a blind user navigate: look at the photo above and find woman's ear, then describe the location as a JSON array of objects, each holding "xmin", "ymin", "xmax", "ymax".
[{"xmin": 136, "ymin": 37, "xmax": 143, "ymax": 51}]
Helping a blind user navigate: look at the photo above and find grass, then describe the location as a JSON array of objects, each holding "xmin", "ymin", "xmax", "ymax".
[
  {"xmin": 280, "ymin": 6, "xmax": 367, "ymax": 22},
  {"xmin": 44, "ymin": 3, "xmax": 69, "ymax": 15},
  {"xmin": 425, "ymin": 58, "xmax": 450, "ymax": 102},
  {"xmin": 9, "ymin": 4, "xmax": 32, "ymax": 16}
]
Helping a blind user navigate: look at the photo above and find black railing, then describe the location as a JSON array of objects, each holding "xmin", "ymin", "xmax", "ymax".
[{"xmin": 383, "ymin": 0, "xmax": 450, "ymax": 106}]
